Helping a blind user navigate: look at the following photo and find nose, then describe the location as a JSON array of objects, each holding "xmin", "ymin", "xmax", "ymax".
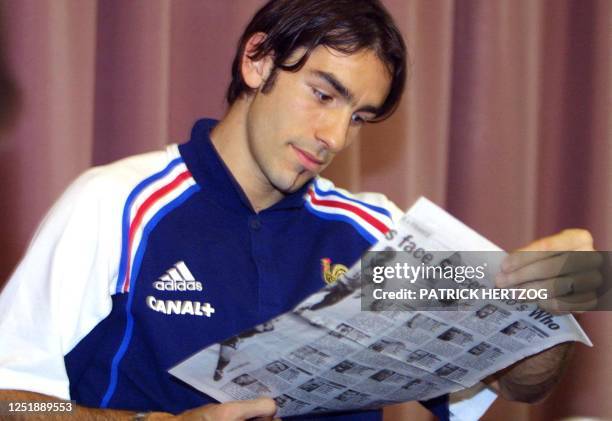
[{"xmin": 314, "ymin": 110, "xmax": 352, "ymax": 153}]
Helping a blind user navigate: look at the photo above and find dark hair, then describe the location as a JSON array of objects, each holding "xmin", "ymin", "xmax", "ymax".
[{"xmin": 226, "ymin": 0, "xmax": 407, "ymax": 122}]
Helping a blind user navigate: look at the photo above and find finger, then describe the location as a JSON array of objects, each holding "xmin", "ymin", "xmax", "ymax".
[
  {"xmin": 502, "ymin": 249, "xmax": 602, "ymax": 275},
  {"xmin": 567, "ymin": 269, "xmax": 604, "ymax": 294},
  {"xmin": 537, "ymin": 292, "xmax": 598, "ymax": 314},
  {"xmin": 512, "ymin": 269, "xmax": 603, "ymax": 298},
  {"xmin": 574, "ymin": 245, "xmax": 596, "ymax": 251},
  {"xmin": 496, "ymin": 252, "xmax": 602, "ymax": 287},
  {"xmin": 566, "ymin": 252, "xmax": 603, "ymax": 274},
  {"xmin": 502, "ymin": 229, "xmax": 595, "ymax": 272},
  {"xmin": 501, "ymin": 251, "xmax": 561, "ymax": 273},
  {"xmin": 216, "ymin": 398, "xmax": 276, "ymax": 420},
  {"xmin": 519, "ymin": 229, "xmax": 594, "ymax": 252}
]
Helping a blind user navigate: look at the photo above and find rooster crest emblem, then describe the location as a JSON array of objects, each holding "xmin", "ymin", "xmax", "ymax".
[{"xmin": 321, "ymin": 258, "xmax": 349, "ymax": 285}]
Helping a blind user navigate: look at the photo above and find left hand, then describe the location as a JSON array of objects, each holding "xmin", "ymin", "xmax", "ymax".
[{"xmin": 495, "ymin": 229, "xmax": 603, "ymax": 314}]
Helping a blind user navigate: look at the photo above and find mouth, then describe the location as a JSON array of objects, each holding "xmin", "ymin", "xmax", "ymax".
[{"xmin": 291, "ymin": 145, "xmax": 325, "ymax": 172}]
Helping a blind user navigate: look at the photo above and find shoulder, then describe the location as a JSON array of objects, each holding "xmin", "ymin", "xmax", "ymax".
[
  {"xmin": 304, "ymin": 177, "xmax": 402, "ymax": 243},
  {"xmin": 72, "ymin": 145, "xmax": 185, "ymax": 197},
  {"xmin": 55, "ymin": 145, "xmax": 199, "ymax": 218},
  {"xmin": 27, "ymin": 145, "xmax": 193, "ymax": 267},
  {"xmin": 307, "ymin": 177, "xmax": 403, "ymax": 222}
]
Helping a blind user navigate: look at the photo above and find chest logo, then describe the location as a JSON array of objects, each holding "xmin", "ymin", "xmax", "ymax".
[
  {"xmin": 147, "ymin": 261, "xmax": 215, "ymax": 318},
  {"xmin": 321, "ymin": 258, "xmax": 348, "ymax": 285},
  {"xmin": 153, "ymin": 261, "xmax": 203, "ymax": 291}
]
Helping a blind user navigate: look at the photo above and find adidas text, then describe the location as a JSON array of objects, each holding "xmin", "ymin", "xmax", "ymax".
[{"xmin": 153, "ymin": 280, "xmax": 202, "ymax": 291}]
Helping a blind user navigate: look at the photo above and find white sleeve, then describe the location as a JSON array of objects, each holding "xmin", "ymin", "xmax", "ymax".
[
  {"xmin": 0, "ymin": 169, "xmax": 122, "ymax": 399},
  {"xmin": 449, "ymin": 383, "xmax": 497, "ymax": 420}
]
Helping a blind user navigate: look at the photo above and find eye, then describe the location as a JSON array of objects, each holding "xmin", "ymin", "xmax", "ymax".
[
  {"xmin": 312, "ymin": 88, "xmax": 333, "ymax": 103},
  {"xmin": 351, "ymin": 114, "xmax": 366, "ymax": 125}
]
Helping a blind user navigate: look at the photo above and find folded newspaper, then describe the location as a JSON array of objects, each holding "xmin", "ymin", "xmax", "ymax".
[{"xmin": 169, "ymin": 197, "xmax": 591, "ymax": 417}]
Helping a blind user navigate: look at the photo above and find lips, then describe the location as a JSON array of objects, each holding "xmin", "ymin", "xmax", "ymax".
[{"xmin": 292, "ymin": 145, "xmax": 324, "ymax": 172}]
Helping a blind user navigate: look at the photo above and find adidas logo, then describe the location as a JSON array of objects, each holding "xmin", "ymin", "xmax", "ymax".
[{"xmin": 153, "ymin": 261, "xmax": 203, "ymax": 292}]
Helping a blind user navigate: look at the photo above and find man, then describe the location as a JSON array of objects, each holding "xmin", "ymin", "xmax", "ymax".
[{"xmin": 0, "ymin": 0, "xmax": 602, "ymax": 420}]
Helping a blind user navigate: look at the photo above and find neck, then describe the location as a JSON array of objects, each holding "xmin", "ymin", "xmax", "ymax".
[{"xmin": 210, "ymin": 100, "xmax": 285, "ymax": 212}]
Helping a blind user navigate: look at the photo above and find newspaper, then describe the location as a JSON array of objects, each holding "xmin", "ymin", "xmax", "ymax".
[{"xmin": 169, "ymin": 197, "xmax": 591, "ymax": 417}]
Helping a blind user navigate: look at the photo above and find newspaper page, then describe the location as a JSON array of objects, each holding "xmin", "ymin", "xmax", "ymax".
[{"xmin": 169, "ymin": 197, "xmax": 591, "ymax": 417}]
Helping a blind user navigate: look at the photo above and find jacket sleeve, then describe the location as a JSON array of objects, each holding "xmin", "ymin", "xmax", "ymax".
[{"xmin": 0, "ymin": 168, "xmax": 122, "ymax": 399}]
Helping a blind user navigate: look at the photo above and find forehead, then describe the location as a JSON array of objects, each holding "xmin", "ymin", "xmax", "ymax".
[{"xmin": 296, "ymin": 46, "xmax": 392, "ymax": 106}]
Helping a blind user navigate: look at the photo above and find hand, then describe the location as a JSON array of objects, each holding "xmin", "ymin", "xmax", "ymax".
[
  {"xmin": 495, "ymin": 229, "xmax": 603, "ymax": 314},
  {"xmin": 150, "ymin": 398, "xmax": 278, "ymax": 421}
]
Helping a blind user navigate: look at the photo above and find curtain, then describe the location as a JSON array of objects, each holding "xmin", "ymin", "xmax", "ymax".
[{"xmin": 0, "ymin": 1, "xmax": 609, "ymax": 419}]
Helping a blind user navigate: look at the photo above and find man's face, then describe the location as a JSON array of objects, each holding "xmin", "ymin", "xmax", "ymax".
[{"xmin": 244, "ymin": 46, "xmax": 392, "ymax": 195}]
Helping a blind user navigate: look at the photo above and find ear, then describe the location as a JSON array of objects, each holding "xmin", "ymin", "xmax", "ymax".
[{"xmin": 241, "ymin": 32, "xmax": 274, "ymax": 90}]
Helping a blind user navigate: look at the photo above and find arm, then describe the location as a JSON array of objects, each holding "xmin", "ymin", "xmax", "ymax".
[
  {"xmin": 0, "ymin": 390, "xmax": 276, "ymax": 421},
  {"xmin": 488, "ymin": 229, "xmax": 602, "ymax": 403},
  {"xmin": 0, "ymin": 171, "xmax": 278, "ymax": 421},
  {"xmin": 487, "ymin": 342, "xmax": 572, "ymax": 403}
]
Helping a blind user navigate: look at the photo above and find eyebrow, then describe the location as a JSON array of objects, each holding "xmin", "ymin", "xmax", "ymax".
[
  {"xmin": 312, "ymin": 70, "xmax": 381, "ymax": 116},
  {"xmin": 314, "ymin": 70, "xmax": 354, "ymax": 103}
]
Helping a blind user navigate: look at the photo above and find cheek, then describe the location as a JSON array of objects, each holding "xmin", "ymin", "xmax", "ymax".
[
  {"xmin": 260, "ymin": 92, "xmax": 307, "ymax": 133},
  {"xmin": 274, "ymin": 99, "xmax": 321, "ymax": 142},
  {"xmin": 279, "ymin": 81, "xmax": 319, "ymax": 116},
  {"xmin": 284, "ymin": 95, "xmax": 316, "ymax": 124},
  {"xmin": 346, "ymin": 128, "xmax": 361, "ymax": 147}
]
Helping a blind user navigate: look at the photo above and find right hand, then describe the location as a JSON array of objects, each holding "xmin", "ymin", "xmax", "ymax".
[{"xmin": 150, "ymin": 398, "xmax": 278, "ymax": 421}]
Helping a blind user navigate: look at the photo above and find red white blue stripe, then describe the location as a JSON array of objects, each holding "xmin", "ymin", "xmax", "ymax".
[
  {"xmin": 114, "ymin": 156, "xmax": 199, "ymax": 295},
  {"xmin": 305, "ymin": 179, "xmax": 393, "ymax": 244},
  {"xmin": 102, "ymin": 153, "xmax": 200, "ymax": 407}
]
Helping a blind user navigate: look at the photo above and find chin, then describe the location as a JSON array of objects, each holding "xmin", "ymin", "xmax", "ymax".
[
  {"xmin": 273, "ymin": 173, "xmax": 314, "ymax": 194},
  {"xmin": 276, "ymin": 182, "xmax": 304, "ymax": 194}
]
